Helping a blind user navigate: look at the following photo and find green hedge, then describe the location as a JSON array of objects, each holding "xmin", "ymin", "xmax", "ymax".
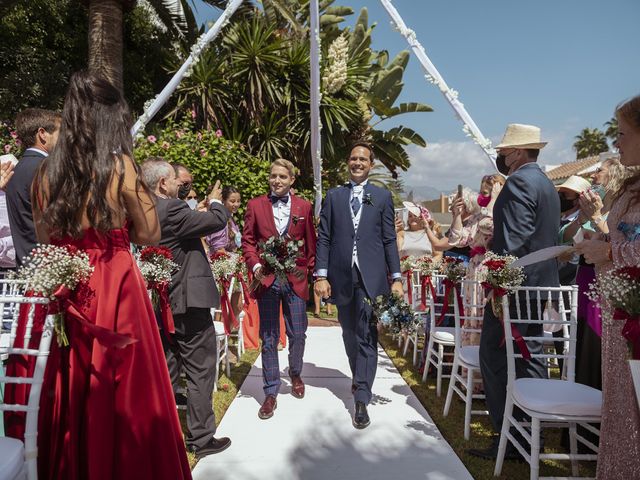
[{"xmin": 135, "ymin": 116, "xmax": 274, "ymax": 217}]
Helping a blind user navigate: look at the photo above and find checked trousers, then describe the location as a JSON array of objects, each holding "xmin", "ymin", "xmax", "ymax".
[{"xmin": 257, "ymin": 278, "xmax": 308, "ymax": 396}]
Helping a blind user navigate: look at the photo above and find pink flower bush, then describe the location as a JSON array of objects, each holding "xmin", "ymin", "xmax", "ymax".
[
  {"xmin": 215, "ymin": 129, "xmax": 223, "ymax": 138},
  {"xmin": 147, "ymin": 135, "xmax": 156, "ymax": 143},
  {"xmin": 4, "ymin": 144, "xmax": 11, "ymax": 153},
  {"xmin": 191, "ymin": 109, "xmax": 196, "ymax": 119},
  {"xmin": 200, "ymin": 149, "xmax": 207, "ymax": 157},
  {"xmin": 161, "ymin": 141, "xmax": 170, "ymax": 150},
  {"xmin": 10, "ymin": 131, "xmax": 17, "ymax": 139}
]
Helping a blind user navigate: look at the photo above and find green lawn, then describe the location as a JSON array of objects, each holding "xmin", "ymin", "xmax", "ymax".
[{"xmin": 378, "ymin": 332, "xmax": 597, "ymax": 479}]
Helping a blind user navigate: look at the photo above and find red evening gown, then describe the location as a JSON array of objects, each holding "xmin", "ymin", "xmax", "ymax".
[{"xmin": 8, "ymin": 226, "xmax": 192, "ymax": 479}]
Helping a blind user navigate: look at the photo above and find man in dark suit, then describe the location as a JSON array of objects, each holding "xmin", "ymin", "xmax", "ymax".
[
  {"xmin": 141, "ymin": 158, "xmax": 231, "ymax": 459},
  {"xmin": 315, "ymin": 142, "xmax": 403, "ymax": 429},
  {"xmin": 242, "ymin": 159, "xmax": 317, "ymax": 420},
  {"xmin": 470, "ymin": 124, "xmax": 560, "ymax": 459},
  {"xmin": 6, "ymin": 108, "xmax": 60, "ymax": 266}
]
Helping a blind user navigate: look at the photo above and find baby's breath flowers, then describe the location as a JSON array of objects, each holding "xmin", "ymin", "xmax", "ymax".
[
  {"xmin": 15, "ymin": 244, "xmax": 94, "ymax": 346},
  {"xmin": 589, "ymin": 266, "xmax": 640, "ymax": 359}
]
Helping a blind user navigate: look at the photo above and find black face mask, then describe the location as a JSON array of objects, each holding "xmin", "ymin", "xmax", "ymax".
[
  {"xmin": 177, "ymin": 184, "xmax": 191, "ymax": 200},
  {"xmin": 495, "ymin": 154, "xmax": 509, "ymax": 176},
  {"xmin": 558, "ymin": 193, "xmax": 576, "ymax": 213}
]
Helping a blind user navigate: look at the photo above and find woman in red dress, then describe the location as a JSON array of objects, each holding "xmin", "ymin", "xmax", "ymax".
[{"xmin": 30, "ymin": 71, "xmax": 192, "ymax": 479}]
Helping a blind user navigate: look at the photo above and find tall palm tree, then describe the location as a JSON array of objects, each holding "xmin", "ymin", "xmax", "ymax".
[
  {"xmin": 604, "ymin": 117, "xmax": 618, "ymax": 146},
  {"xmin": 573, "ymin": 127, "xmax": 608, "ymax": 159}
]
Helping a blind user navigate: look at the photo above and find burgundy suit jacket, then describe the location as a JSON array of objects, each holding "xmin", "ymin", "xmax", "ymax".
[{"xmin": 242, "ymin": 193, "xmax": 317, "ymax": 300}]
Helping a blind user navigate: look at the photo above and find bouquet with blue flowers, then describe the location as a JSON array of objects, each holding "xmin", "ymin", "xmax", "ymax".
[{"xmin": 370, "ymin": 293, "xmax": 418, "ymax": 334}]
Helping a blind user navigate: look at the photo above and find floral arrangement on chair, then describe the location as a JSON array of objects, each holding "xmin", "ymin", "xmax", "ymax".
[
  {"xmin": 481, "ymin": 252, "xmax": 525, "ymax": 317},
  {"xmin": 370, "ymin": 293, "xmax": 418, "ymax": 335},
  {"xmin": 414, "ymin": 255, "xmax": 440, "ymax": 310},
  {"xmin": 15, "ymin": 244, "xmax": 94, "ymax": 346},
  {"xmin": 439, "ymin": 256, "xmax": 466, "ymax": 284},
  {"xmin": 589, "ymin": 265, "xmax": 640, "ymax": 359},
  {"xmin": 210, "ymin": 250, "xmax": 250, "ymax": 334},
  {"xmin": 137, "ymin": 246, "xmax": 178, "ymax": 337}
]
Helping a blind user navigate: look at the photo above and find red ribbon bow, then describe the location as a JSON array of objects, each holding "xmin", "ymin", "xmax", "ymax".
[
  {"xmin": 219, "ymin": 278, "xmax": 239, "ymax": 335},
  {"xmin": 50, "ymin": 285, "xmax": 137, "ymax": 349},
  {"xmin": 405, "ymin": 270, "xmax": 413, "ymax": 305},
  {"xmin": 469, "ymin": 246, "xmax": 487, "ymax": 259},
  {"xmin": 436, "ymin": 279, "xmax": 464, "ymax": 327},
  {"xmin": 149, "ymin": 281, "xmax": 175, "ymax": 338},
  {"xmin": 419, "ymin": 275, "xmax": 436, "ymax": 311}
]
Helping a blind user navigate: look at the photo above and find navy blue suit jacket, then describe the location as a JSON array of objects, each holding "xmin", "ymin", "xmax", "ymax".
[
  {"xmin": 6, "ymin": 149, "xmax": 45, "ymax": 266},
  {"xmin": 316, "ymin": 182, "xmax": 401, "ymax": 306},
  {"xmin": 492, "ymin": 163, "xmax": 560, "ymax": 288}
]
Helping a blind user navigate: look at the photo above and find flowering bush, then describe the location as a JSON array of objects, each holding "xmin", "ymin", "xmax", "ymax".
[
  {"xmin": 1, "ymin": 121, "xmax": 22, "ymax": 156},
  {"xmin": 135, "ymin": 115, "xmax": 310, "ymax": 217},
  {"xmin": 371, "ymin": 293, "xmax": 418, "ymax": 335},
  {"xmin": 15, "ymin": 244, "xmax": 94, "ymax": 345},
  {"xmin": 589, "ymin": 266, "xmax": 640, "ymax": 358},
  {"xmin": 439, "ymin": 256, "xmax": 466, "ymax": 284}
]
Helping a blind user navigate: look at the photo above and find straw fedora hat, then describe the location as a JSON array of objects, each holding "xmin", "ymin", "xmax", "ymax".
[
  {"xmin": 494, "ymin": 124, "xmax": 547, "ymax": 150},
  {"xmin": 556, "ymin": 175, "xmax": 591, "ymax": 194}
]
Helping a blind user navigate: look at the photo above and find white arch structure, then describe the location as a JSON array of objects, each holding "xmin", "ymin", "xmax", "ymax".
[{"xmin": 132, "ymin": 0, "xmax": 497, "ymax": 215}]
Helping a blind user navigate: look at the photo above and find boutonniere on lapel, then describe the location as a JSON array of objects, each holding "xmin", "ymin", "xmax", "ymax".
[
  {"xmin": 363, "ymin": 193, "xmax": 373, "ymax": 206},
  {"xmin": 292, "ymin": 215, "xmax": 305, "ymax": 226}
]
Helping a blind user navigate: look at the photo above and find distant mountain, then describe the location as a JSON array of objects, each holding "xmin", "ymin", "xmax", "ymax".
[{"xmin": 404, "ymin": 184, "xmax": 445, "ymax": 202}]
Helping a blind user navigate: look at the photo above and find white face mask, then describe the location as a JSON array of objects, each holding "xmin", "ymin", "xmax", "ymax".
[
  {"xmin": 234, "ymin": 231, "xmax": 242, "ymax": 248},
  {"xmin": 186, "ymin": 199, "xmax": 198, "ymax": 210}
]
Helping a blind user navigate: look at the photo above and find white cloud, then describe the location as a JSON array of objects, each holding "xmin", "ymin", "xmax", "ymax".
[{"xmin": 400, "ymin": 130, "xmax": 577, "ymax": 195}]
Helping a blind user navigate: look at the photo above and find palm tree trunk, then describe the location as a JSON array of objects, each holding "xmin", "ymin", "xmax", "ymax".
[{"xmin": 88, "ymin": 0, "xmax": 124, "ymax": 92}]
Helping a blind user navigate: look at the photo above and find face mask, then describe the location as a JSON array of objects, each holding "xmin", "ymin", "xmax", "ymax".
[
  {"xmin": 177, "ymin": 184, "xmax": 191, "ymax": 200},
  {"xmin": 589, "ymin": 183, "xmax": 606, "ymax": 200},
  {"xmin": 186, "ymin": 199, "xmax": 198, "ymax": 210},
  {"xmin": 477, "ymin": 194, "xmax": 491, "ymax": 207},
  {"xmin": 495, "ymin": 154, "xmax": 509, "ymax": 176},
  {"xmin": 558, "ymin": 193, "xmax": 576, "ymax": 213},
  {"xmin": 234, "ymin": 231, "xmax": 242, "ymax": 248}
]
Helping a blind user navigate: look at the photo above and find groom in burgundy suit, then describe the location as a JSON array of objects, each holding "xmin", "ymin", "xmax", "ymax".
[{"xmin": 242, "ymin": 159, "xmax": 317, "ymax": 419}]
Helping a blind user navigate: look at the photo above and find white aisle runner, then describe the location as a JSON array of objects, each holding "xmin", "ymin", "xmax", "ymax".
[{"xmin": 193, "ymin": 327, "xmax": 472, "ymax": 480}]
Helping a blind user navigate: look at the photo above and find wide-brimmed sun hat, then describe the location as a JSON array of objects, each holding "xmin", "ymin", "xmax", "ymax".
[
  {"xmin": 494, "ymin": 123, "xmax": 548, "ymax": 150},
  {"xmin": 402, "ymin": 201, "xmax": 432, "ymax": 223},
  {"xmin": 556, "ymin": 175, "xmax": 591, "ymax": 194}
]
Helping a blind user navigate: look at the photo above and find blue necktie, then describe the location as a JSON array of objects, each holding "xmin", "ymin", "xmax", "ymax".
[{"xmin": 351, "ymin": 195, "xmax": 361, "ymax": 215}]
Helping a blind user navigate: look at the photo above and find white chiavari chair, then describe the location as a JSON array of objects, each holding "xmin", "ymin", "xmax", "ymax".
[
  {"xmin": 495, "ymin": 285, "xmax": 601, "ymax": 480},
  {"xmin": 0, "ymin": 280, "xmax": 53, "ymax": 480}
]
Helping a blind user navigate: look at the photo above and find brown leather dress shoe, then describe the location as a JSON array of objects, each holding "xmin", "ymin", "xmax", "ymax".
[
  {"xmin": 258, "ymin": 395, "xmax": 277, "ymax": 419},
  {"xmin": 291, "ymin": 376, "xmax": 305, "ymax": 399}
]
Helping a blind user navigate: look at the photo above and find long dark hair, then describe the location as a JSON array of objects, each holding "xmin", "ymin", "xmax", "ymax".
[
  {"xmin": 36, "ymin": 71, "xmax": 149, "ymax": 238},
  {"xmin": 615, "ymin": 95, "xmax": 640, "ymax": 209}
]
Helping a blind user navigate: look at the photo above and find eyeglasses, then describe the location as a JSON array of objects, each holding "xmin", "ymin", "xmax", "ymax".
[{"xmin": 181, "ymin": 182, "xmax": 193, "ymax": 189}]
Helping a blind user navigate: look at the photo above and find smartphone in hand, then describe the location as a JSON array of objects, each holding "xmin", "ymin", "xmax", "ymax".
[{"xmin": 457, "ymin": 184, "xmax": 463, "ymax": 198}]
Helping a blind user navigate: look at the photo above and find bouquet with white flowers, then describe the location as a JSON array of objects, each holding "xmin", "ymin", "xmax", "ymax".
[
  {"xmin": 137, "ymin": 246, "xmax": 178, "ymax": 335},
  {"xmin": 15, "ymin": 244, "xmax": 94, "ymax": 346},
  {"xmin": 481, "ymin": 252, "xmax": 525, "ymax": 317},
  {"xmin": 589, "ymin": 265, "xmax": 640, "ymax": 359}
]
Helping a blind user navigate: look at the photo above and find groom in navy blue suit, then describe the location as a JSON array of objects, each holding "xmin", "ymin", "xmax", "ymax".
[{"xmin": 315, "ymin": 142, "xmax": 403, "ymax": 429}]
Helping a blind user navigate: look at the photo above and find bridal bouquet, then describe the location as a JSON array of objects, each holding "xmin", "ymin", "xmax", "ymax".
[
  {"xmin": 16, "ymin": 244, "xmax": 94, "ymax": 346},
  {"xmin": 370, "ymin": 293, "xmax": 418, "ymax": 335},
  {"xmin": 258, "ymin": 235, "xmax": 304, "ymax": 281},
  {"xmin": 210, "ymin": 250, "xmax": 238, "ymax": 282},
  {"xmin": 589, "ymin": 266, "xmax": 640, "ymax": 359},
  {"xmin": 481, "ymin": 252, "xmax": 525, "ymax": 317}
]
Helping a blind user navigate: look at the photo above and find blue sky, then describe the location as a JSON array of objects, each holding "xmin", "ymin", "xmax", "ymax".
[{"xmin": 191, "ymin": 0, "xmax": 640, "ymax": 197}]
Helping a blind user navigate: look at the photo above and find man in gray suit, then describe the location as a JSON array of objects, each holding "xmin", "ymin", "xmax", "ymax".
[
  {"xmin": 141, "ymin": 158, "xmax": 231, "ymax": 459},
  {"xmin": 470, "ymin": 124, "xmax": 560, "ymax": 459}
]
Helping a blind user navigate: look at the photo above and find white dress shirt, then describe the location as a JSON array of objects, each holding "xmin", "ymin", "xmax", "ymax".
[{"xmin": 350, "ymin": 180, "xmax": 366, "ymax": 269}]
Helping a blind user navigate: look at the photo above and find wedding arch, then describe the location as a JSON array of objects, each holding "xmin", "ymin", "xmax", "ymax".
[{"xmin": 132, "ymin": 0, "xmax": 497, "ymax": 214}]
